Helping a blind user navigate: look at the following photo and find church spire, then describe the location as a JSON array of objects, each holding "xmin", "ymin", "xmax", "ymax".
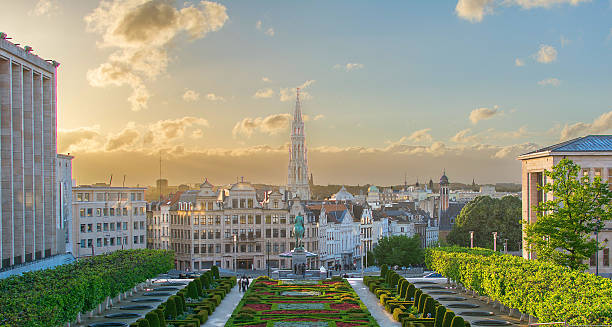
[{"xmin": 287, "ymin": 87, "xmax": 310, "ymax": 200}]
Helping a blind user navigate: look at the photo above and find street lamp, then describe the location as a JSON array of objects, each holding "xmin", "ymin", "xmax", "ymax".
[
  {"xmin": 266, "ymin": 241, "xmax": 271, "ymax": 277},
  {"xmin": 596, "ymin": 219, "xmax": 600, "ymax": 276},
  {"xmin": 492, "ymin": 232, "xmax": 498, "ymax": 252},
  {"xmin": 469, "ymin": 231, "xmax": 474, "ymax": 248},
  {"xmin": 503, "ymin": 239, "xmax": 508, "ymax": 254},
  {"xmin": 360, "ymin": 231, "xmax": 364, "ymax": 277},
  {"xmin": 233, "ymin": 234, "xmax": 237, "ymax": 275}
]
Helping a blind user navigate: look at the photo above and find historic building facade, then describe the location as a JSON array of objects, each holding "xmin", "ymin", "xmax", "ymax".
[
  {"xmin": 287, "ymin": 89, "xmax": 310, "ymax": 200},
  {"xmin": 518, "ymin": 135, "xmax": 612, "ymax": 277}
]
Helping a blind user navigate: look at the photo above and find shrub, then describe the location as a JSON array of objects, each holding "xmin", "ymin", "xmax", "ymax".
[
  {"xmin": 442, "ymin": 310, "xmax": 455, "ymax": 327},
  {"xmin": 451, "ymin": 316, "xmax": 465, "ymax": 327},
  {"xmin": 137, "ymin": 318, "xmax": 151, "ymax": 327},
  {"xmin": 381, "ymin": 264, "xmax": 389, "ymax": 278},
  {"xmin": 417, "ymin": 294, "xmax": 428, "ymax": 313},
  {"xmin": 194, "ymin": 278, "xmax": 203, "ymax": 296},
  {"xmin": 211, "ymin": 265, "xmax": 220, "ymax": 279},
  {"xmin": 154, "ymin": 309, "xmax": 166, "ymax": 327},
  {"xmin": 434, "ymin": 306, "xmax": 446, "ymax": 327},
  {"xmin": 145, "ymin": 312, "xmax": 161, "ymax": 327},
  {"xmin": 165, "ymin": 297, "xmax": 177, "ymax": 319},
  {"xmin": 393, "ymin": 307, "xmax": 405, "ymax": 321},
  {"xmin": 187, "ymin": 282, "xmax": 198, "ymax": 299}
]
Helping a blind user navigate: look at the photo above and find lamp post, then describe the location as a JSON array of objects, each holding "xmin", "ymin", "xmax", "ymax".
[
  {"xmin": 503, "ymin": 239, "xmax": 508, "ymax": 254},
  {"xmin": 469, "ymin": 231, "xmax": 474, "ymax": 248},
  {"xmin": 233, "ymin": 234, "xmax": 237, "ymax": 275},
  {"xmin": 492, "ymin": 232, "xmax": 498, "ymax": 252},
  {"xmin": 596, "ymin": 219, "xmax": 600, "ymax": 276},
  {"xmin": 266, "ymin": 241, "xmax": 271, "ymax": 277},
  {"xmin": 360, "ymin": 231, "xmax": 364, "ymax": 277}
]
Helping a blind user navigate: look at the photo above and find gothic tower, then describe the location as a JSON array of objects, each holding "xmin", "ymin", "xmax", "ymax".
[
  {"xmin": 439, "ymin": 170, "xmax": 449, "ymax": 211},
  {"xmin": 287, "ymin": 89, "xmax": 311, "ymax": 200}
]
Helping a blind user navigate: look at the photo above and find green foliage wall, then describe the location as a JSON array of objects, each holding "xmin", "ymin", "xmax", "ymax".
[
  {"xmin": 372, "ymin": 235, "xmax": 424, "ymax": 266},
  {"xmin": 427, "ymin": 247, "xmax": 612, "ymax": 325},
  {"xmin": 0, "ymin": 249, "xmax": 173, "ymax": 327}
]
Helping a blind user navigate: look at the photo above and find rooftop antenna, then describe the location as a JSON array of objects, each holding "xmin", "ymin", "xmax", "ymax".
[
  {"xmin": 109, "ymin": 174, "xmax": 113, "ymax": 187},
  {"xmin": 122, "ymin": 175, "xmax": 126, "ymax": 187}
]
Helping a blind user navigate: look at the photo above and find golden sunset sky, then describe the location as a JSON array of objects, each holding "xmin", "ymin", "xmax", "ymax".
[{"xmin": 2, "ymin": 0, "xmax": 611, "ymax": 187}]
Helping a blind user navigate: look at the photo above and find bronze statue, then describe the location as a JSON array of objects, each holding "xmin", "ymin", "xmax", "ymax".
[{"xmin": 293, "ymin": 214, "xmax": 305, "ymax": 249}]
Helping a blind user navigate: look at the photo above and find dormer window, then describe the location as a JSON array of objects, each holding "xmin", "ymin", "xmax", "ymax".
[{"xmin": 274, "ymin": 201, "xmax": 278, "ymax": 209}]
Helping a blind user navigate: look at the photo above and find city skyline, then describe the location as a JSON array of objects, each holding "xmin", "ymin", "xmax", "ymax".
[{"xmin": 2, "ymin": 0, "xmax": 611, "ymax": 186}]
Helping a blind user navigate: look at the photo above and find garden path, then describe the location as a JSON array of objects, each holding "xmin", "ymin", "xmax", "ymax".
[
  {"xmin": 348, "ymin": 278, "xmax": 401, "ymax": 327},
  {"xmin": 201, "ymin": 282, "xmax": 246, "ymax": 327}
]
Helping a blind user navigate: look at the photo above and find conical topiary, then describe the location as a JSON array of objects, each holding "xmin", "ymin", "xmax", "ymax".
[
  {"xmin": 406, "ymin": 284, "xmax": 416, "ymax": 300},
  {"xmin": 154, "ymin": 309, "xmax": 166, "ymax": 327},
  {"xmin": 417, "ymin": 293, "xmax": 428, "ymax": 313},
  {"xmin": 211, "ymin": 265, "xmax": 220, "ymax": 279},
  {"xmin": 187, "ymin": 282, "xmax": 199, "ymax": 299},
  {"xmin": 165, "ymin": 297, "xmax": 176, "ymax": 319},
  {"xmin": 434, "ymin": 306, "xmax": 446, "ymax": 327},
  {"xmin": 145, "ymin": 312, "xmax": 160, "ymax": 327},
  {"xmin": 451, "ymin": 316, "xmax": 465, "ymax": 327},
  {"xmin": 442, "ymin": 310, "xmax": 455, "ymax": 327},
  {"xmin": 137, "ymin": 319, "xmax": 150, "ymax": 327}
]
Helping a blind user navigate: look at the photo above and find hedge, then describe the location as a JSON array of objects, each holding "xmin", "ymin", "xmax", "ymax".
[
  {"xmin": 426, "ymin": 247, "xmax": 612, "ymax": 325},
  {"xmin": 0, "ymin": 249, "xmax": 173, "ymax": 327}
]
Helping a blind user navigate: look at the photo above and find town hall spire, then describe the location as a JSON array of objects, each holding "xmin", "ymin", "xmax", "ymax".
[{"xmin": 287, "ymin": 88, "xmax": 310, "ymax": 200}]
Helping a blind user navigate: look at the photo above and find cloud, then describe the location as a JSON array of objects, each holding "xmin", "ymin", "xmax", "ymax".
[
  {"xmin": 262, "ymin": 77, "xmax": 271, "ymax": 82},
  {"xmin": 455, "ymin": 0, "xmax": 588, "ymax": 22},
  {"xmin": 254, "ymin": 88, "xmax": 275, "ymax": 99},
  {"xmin": 191, "ymin": 129, "xmax": 204, "ymax": 139},
  {"xmin": 333, "ymin": 63, "xmax": 364, "ymax": 72},
  {"xmin": 232, "ymin": 113, "xmax": 292, "ymax": 138},
  {"xmin": 538, "ymin": 78, "xmax": 561, "ymax": 86},
  {"xmin": 313, "ymin": 114, "xmax": 325, "ymax": 121},
  {"xmin": 493, "ymin": 142, "xmax": 539, "ymax": 158},
  {"xmin": 469, "ymin": 106, "xmax": 501, "ymax": 124},
  {"xmin": 560, "ymin": 35, "xmax": 571, "ymax": 47},
  {"xmin": 408, "ymin": 128, "xmax": 433, "ymax": 143},
  {"xmin": 206, "ymin": 93, "xmax": 225, "ymax": 102},
  {"xmin": 105, "ymin": 123, "xmax": 140, "ymax": 151},
  {"xmin": 84, "ymin": 0, "xmax": 228, "ymax": 111},
  {"xmin": 58, "ymin": 126, "xmax": 103, "ymax": 153},
  {"xmin": 451, "ymin": 128, "xmax": 479, "ymax": 143},
  {"xmin": 148, "ymin": 117, "xmax": 209, "ymax": 143},
  {"xmin": 183, "ymin": 89, "xmax": 200, "ymax": 102},
  {"xmin": 256, "ymin": 20, "xmax": 275, "ymax": 36},
  {"xmin": 560, "ymin": 110, "xmax": 612, "ymax": 141},
  {"xmin": 455, "ymin": 0, "xmax": 494, "ymax": 22},
  {"xmin": 29, "ymin": 0, "xmax": 59, "ymax": 16},
  {"xmin": 535, "ymin": 44, "xmax": 557, "ymax": 63},
  {"xmin": 280, "ymin": 80, "xmax": 315, "ymax": 102},
  {"xmin": 515, "ymin": 58, "xmax": 525, "ymax": 67},
  {"xmin": 497, "ymin": 126, "xmax": 529, "ymax": 139}
]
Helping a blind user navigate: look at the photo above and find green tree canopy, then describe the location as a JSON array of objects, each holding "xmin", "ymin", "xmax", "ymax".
[
  {"xmin": 447, "ymin": 195, "xmax": 522, "ymax": 251},
  {"xmin": 525, "ymin": 158, "xmax": 612, "ymax": 270},
  {"xmin": 372, "ymin": 234, "xmax": 424, "ymax": 267}
]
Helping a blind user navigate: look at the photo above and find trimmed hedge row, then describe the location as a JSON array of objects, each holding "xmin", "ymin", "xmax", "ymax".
[
  {"xmin": 225, "ymin": 276, "xmax": 380, "ymax": 326},
  {"xmin": 0, "ymin": 249, "xmax": 173, "ymax": 327},
  {"xmin": 130, "ymin": 269, "xmax": 236, "ymax": 327},
  {"xmin": 426, "ymin": 247, "xmax": 612, "ymax": 325},
  {"xmin": 364, "ymin": 265, "xmax": 470, "ymax": 327}
]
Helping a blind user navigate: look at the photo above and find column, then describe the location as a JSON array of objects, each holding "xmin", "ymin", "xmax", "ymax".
[
  {"xmin": 43, "ymin": 75, "xmax": 54, "ymax": 257},
  {"xmin": 22, "ymin": 67, "xmax": 34, "ymax": 262},
  {"xmin": 11, "ymin": 62, "xmax": 24, "ymax": 264},
  {"xmin": 33, "ymin": 72, "xmax": 43, "ymax": 260},
  {"xmin": 0, "ymin": 57, "xmax": 11, "ymax": 268}
]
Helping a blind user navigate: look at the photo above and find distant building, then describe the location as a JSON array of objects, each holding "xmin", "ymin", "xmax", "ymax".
[
  {"xmin": 317, "ymin": 203, "xmax": 369, "ymax": 269},
  {"xmin": 518, "ymin": 135, "xmax": 612, "ymax": 277},
  {"xmin": 479, "ymin": 185, "xmax": 496, "ymax": 194},
  {"xmin": 437, "ymin": 171, "xmax": 465, "ymax": 241},
  {"xmin": 366, "ymin": 185, "xmax": 381, "ymax": 209},
  {"xmin": 330, "ymin": 186, "xmax": 355, "ymax": 202},
  {"xmin": 72, "ymin": 185, "xmax": 147, "ymax": 257},
  {"xmin": 1, "ymin": 35, "xmax": 63, "ymax": 269}
]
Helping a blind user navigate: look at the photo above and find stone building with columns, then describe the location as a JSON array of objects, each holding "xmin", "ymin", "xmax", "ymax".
[
  {"xmin": 1, "ymin": 35, "xmax": 61, "ymax": 269},
  {"xmin": 518, "ymin": 135, "xmax": 612, "ymax": 277}
]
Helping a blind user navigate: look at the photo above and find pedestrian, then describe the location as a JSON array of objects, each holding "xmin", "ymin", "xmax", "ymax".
[
  {"xmin": 245, "ymin": 275, "xmax": 250, "ymax": 290},
  {"xmin": 239, "ymin": 275, "xmax": 244, "ymax": 292}
]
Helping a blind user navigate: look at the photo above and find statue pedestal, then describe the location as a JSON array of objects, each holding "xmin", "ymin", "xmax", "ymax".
[{"xmin": 291, "ymin": 247, "xmax": 307, "ymax": 278}]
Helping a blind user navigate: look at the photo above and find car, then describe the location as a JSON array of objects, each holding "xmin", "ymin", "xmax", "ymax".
[{"xmin": 423, "ymin": 272, "xmax": 443, "ymax": 278}]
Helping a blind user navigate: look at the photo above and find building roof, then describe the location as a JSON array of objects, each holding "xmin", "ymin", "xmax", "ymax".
[
  {"xmin": 230, "ymin": 182, "xmax": 255, "ymax": 191},
  {"xmin": 331, "ymin": 186, "xmax": 355, "ymax": 201},
  {"xmin": 368, "ymin": 185, "xmax": 379, "ymax": 193},
  {"xmin": 440, "ymin": 171, "xmax": 449, "ymax": 185},
  {"xmin": 519, "ymin": 135, "xmax": 612, "ymax": 159}
]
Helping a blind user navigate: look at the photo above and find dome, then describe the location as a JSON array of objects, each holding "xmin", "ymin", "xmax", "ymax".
[
  {"xmin": 331, "ymin": 186, "xmax": 355, "ymax": 201},
  {"xmin": 200, "ymin": 178, "xmax": 213, "ymax": 189},
  {"xmin": 368, "ymin": 185, "xmax": 379, "ymax": 193},
  {"xmin": 440, "ymin": 172, "xmax": 449, "ymax": 185}
]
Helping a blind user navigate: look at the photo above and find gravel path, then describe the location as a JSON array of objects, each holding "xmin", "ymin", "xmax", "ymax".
[
  {"xmin": 201, "ymin": 283, "xmax": 244, "ymax": 327},
  {"xmin": 348, "ymin": 278, "xmax": 401, "ymax": 327}
]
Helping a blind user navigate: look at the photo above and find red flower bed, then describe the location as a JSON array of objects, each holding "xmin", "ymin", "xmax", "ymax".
[
  {"xmin": 263, "ymin": 310, "xmax": 339, "ymax": 315},
  {"xmin": 259, "ymin": 292, "xmax": 274, "ymax": 295},
  {"xmin": 257, "ymin": 281, "xmax": 277, "ymax": 285},
  {"xmin": 243, "ymin": 324, "xmax": 266, "ymax": 327},
  {"xmin": 270, "ymin": 300, "xmax": 333, "ymax": 303},
  {"xmin": 323, "ymin": 281, "xmax": 341, "ymax": 284},
  {"xmin": 330, "ymin": 303, "xmax": 361, "ymax": 310},
  {"xmin": 244, "ymin": 303, "xmax": 271, "ymax": 310},
  {"xmin": 337, "ymin": 322, "xmax": 367, "ymax": 327}
]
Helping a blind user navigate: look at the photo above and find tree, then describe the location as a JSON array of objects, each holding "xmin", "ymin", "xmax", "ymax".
[
  {"xmin": 447, "ymin": 195, "xmax": 522, "ymax": 251},
  {"xmin": 524, "ymin": 159, "xmax": 612, "ymax": 270},
  {"xmin": 372, "ymin": 235, "xmax": 424, "ymax": 267}
]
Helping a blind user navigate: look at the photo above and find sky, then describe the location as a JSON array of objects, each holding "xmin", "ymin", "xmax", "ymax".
[{"xmin": 2, "ymin": 0, "xmax": 611, "ymax": 187}]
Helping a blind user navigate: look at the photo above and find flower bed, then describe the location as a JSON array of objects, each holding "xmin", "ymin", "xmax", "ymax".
[{"xmin": 225, "ymin": 277, "xmax": 379, "ymax": 326}]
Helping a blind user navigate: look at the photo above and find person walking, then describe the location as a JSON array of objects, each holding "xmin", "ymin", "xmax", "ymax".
[{"xmin": 245, "ymin": 275, "xmax": 250, "ymax": 291}]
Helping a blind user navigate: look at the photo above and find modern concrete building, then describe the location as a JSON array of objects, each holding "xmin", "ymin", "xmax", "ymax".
[
  {"xmin": 518, "ymin": 135, "xmax": 612, "ymax": 277},
  {"xmin": 72, "ymin": 185, "xmax": 147, "ymax": 258},
  {"xmin": 56, "ymin": 154, "xmax": 73, "ymax": 254},
  {"xmin": 1, "ymin": 35, "xmax": 61, "ymax": 269}
]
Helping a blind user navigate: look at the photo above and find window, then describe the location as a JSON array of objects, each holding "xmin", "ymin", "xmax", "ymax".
[
  {"xmin": 110, "ymin": 223, "xmax": 115, "ymax": 231},
  {"xmin": 280, "ymin": 216, "xmax": 286, "ymax": 224},
  {"xmin": 80, "ymin": 239, "xmax": 86, "ymax": 248},
  {"xmin": 224, "ymin": 230, "xmax": 230, "ymax": 238},
  {"xmin": 215, "ymin": 244, "xmax": 221, "ymax": 253},
  {"xmin": 256, "ymin": 215, "xmax": 262, "ymax": 224},
  {"xmin": 194, "ymin": 246, "xmax": 199, "ymax": 254},
  {"xmin": 216, "ymin": 230, "xmax": 221, "ymax": 239},
  {"xmin": 77, "ymin": 193, "xmax": 83, "ymax": 202},
  {"xmin": 134, "ymin": 236, "xmax": 138, "ymax": 244},
  {"xmin": 594, "ymin": 168, "xmax": 603, "ymax": 179},
  {"xmin": 96, "ymin": 208, "xmax": 102, "ymax": 216},
  {"xmin": 140, "ymin": 235, "xmax": 144, "ymax": 244},
  {"xmin": 280, "ymin": 229, "xmax": 286, "ymax": 238},
  {"xmin": 272, "ymin": 215, "xmax": 279, "ymax": 224},
  {"xmin": 208, "ymin": 230, "xmax": 214, "ymax": 239},
  {"xmin": 240, "ymin": 244, "xmax": 246, "ymax": 252},
  {"xmin": 266, "ymin": 228, "xmax": 271, "ymax": 238},
  {"xmin": 248, "ymin": 215, "xmax": 253, "ymax": 224},
  {"xmin": 248, "ymin": 199, "xmax": 253, "ymax": 208},
  {"xmin": 117, "ymin": 237, "xmax": 122, "ymax": 245},
  {"xmin": 609, "ymin": 168, "xmax": 612, "ymax": 191},
  {"xmin": 201, "ymin": 245, "xmax": 207, "ymax": 253},
  {"xmin": 232, "ymin": 199, "xmax": 238, "ymax": 208},
  {"xmin": 208, "ymin": 244, "xmax": 214, "ymax": 253},
  {"xmin": 104, "ymin": 238, "xmax": 108, "ymax": 246},
  {"xmin": 123, "ymin": 208, "xmax": 128, "ymax": 216},
  {"xmin": 232, "ymin": 215, "xmax": 238, "ymax": 224},
  {"xmin": 200, "ymin": 230, "xmax": 206, "ymax": 239},
  {"xmin": 103, "ymin": 208, "xmax": 108, "ymax": 216},
  {"xmin": 133, "ymin": 222, "xmax": 138, "ymax": 230},
  {"xmin": 131, "ymin": 193, "xmax": 136, "ymax": 201},
  {"xmin": 225, "ymin": 244, "xmax": 231, "ymax": 253},
  {"xmin": 604, "ymin": 248, "xmax": 610, "ymax": 267},
  {"xmin": 215, "ymin": 216, "xmax": 221, "ymax": 225},
  {"xmin": 110, "ymin": 208, "xmax": 115, "ymax": 216},
  {"xmin": 224, "ymin": 216, "xmax": 231, "ymax": 224},
  {"xmin": 240, "ymin": 199, "xmax": 246, "ymax": 208},
  {"xmin": 123, "ymin": 222, "xmax": 128, "ymax": 230},
  {"xmin": 590, "ymin": 253, "xmax": 597, "ymax": 266},
  {"xmin": 256, "ymin": 229, "xmax": 262, "ymax": 238},
  {"xmin": 194, "ymin": 216, "xmax": 199, "ymax": 225},
  {"xmin": 140, "ymin": 221, "xmax": 145, "ymax": 229},
  {"xmin": 256, "ymin": 243, "xmax": 261, "ymax": 252},
  {"xmin": 97, "ymin": 238, "xmax": 102, "ymax": 247},
  {"xmin": 87, "ymin": 239, "xmax": 93, "ymax": 248},
  {"xmin": 240, "ymin": 215, "xmax": 246, "ymax": 224},
  {"xmin": 273, "ymin": 229, "xmax": 279, "ymax": 238},
  {"xmin": 265, "ymin": 215, "xmax": 271, "ymax": 224},
  {"xmin": 208, "ymin": 216, "xmax": 213, "ymax": 225},
  {"xmin": 96, "ymin": 223, "xmax": 102, "ymax": 232},
  {"xmin": 274, "ymin": 201, "xmax": 278, "ymax": 209},
  {"xmin": 248, "ymin": 244, "xmax": 254, "ymax": 253},
  {"xmin": 84, "ymin": 193, "xmax": 90, "ymax": 201},
  {"xmin": 133, "ymin": 207, "xmax": 138, "ymax": 215},
  {"xmin": 80, "ymin": 224, "xmax": 86, "ymax": 233}
]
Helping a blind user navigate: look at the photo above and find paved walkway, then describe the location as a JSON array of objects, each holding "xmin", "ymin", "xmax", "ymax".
[
  {"xmin": 201, "ymin": 283, "xmax": 245, "ymax": 327},
  {"xmin": 348, "ymin": 278, "xmax": 401, "ymax": 327}
]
